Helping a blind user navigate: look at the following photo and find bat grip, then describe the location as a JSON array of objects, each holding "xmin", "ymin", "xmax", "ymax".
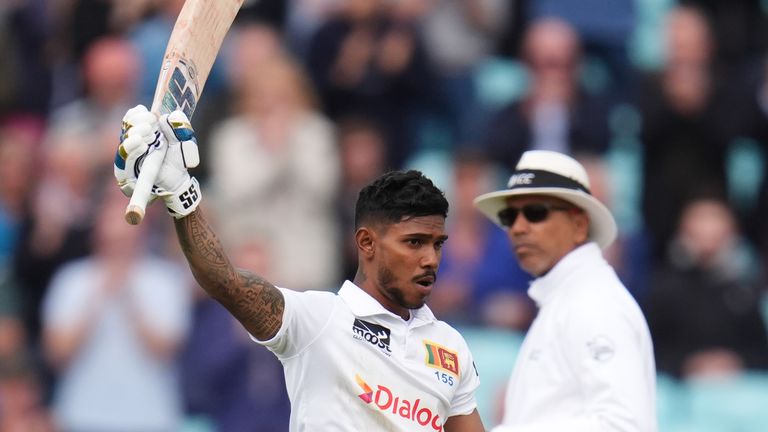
[{"xmin": 124, "ymin": 146, "xmax": 167, "ymax": 225}]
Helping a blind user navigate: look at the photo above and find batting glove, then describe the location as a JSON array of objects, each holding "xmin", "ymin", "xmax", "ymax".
[
  {"xmin": 115, "ymin": 105, "xmax": 161, "ymax": 198},
  {"xmin": 114, "ymin": 104, "xmax": 202, "ymax": 219}
]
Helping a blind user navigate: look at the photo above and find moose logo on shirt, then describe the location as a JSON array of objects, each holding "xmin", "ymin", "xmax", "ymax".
[{"xmin": 352, "ymin": 319, "xmax": 392, "ymax": 355}]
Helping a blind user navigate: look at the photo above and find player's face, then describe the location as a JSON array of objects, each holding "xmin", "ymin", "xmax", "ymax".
[
  {"xmin": 501, "ymin": 195, "xmax": 588, "ymax": 277},
  {"xmin": 373, "ymin": 215, "xmax": 447, "ymax": 319}
]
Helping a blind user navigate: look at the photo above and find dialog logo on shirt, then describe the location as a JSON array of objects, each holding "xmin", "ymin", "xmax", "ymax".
[
  {"xmin": 355, "ymin": 374, "xmax": 443, "ymax": 431},
  {"xmin": 352, "ymin": 319, "xmax": 392, "ymax": 355},
  {"xmin": 423, "ymin": 340, "xmax": 460, "ymax": 377}
]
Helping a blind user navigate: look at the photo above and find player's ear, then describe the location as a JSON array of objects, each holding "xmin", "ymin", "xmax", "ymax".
[{"xmin": 356, "ymin": 227, "xmax": 375, "ymax": 259}]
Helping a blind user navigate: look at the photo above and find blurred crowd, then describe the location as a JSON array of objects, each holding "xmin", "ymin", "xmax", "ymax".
[{"xmin": 1, "ymin": 0, "xmax": 768, "ymax": 430}]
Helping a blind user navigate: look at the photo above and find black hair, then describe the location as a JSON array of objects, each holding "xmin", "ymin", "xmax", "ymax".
[{"xmin": 355, "ymin": 170, "xmax": 448, "ymax": 228}]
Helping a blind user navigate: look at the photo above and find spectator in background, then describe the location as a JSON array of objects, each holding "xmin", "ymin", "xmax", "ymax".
[
  {"xmin": 0, "ymin": 116, "xmax": 42, "ymax": 265},
  {"xmin": 744, "ymin": 58, "xmax": 768, "ymax": 265},
  {"xmin": 46, "ymin": 35, "xmax": 141, "ymax": 181},
  {"xmin": 181, "ymin": 239, "xmax": 290, "ymax": 432},
  {"xmin": 0, "ymin": 350, "xmax": 53, "ymax": 432},
  {"xmin": 475, "ymin": 150, "xmax": 656, "ymax": 431},
  {"xmin": 47, "ymin": 0, "xmax": 153, "ymax": 108},
  {"xmin": 190, "ymin": 20, "xmax": 284, "ymax": 184},
  {"xmin": 12, "ymin": 120, "xmax": 93, "ymax": 350},
  {"xmin": 306, "ymin": 0, "xmax": 437, "ymax": 168},
  {"xmin": 11, "ymin": 35, "xmax": 141, "ymax": 347},
  {"xmin": 644, "ymin": 196, "xmax": 768, "ymax": 380},
  {"xmin": 41, "ymin": 187, "xmax": 191, "ymax": 432},
  {"xmin": 635, "ymin": 5, "xmax": 739, "ymax": 264},
  {"xmin": 336, "ymin": 115, "xmax": 388, "ymax": 281},
  {"xmin": 206, "ymin": 52, "xmax": 341, "ymax": 291},
  {"xmin": 429, "ymin": 151, "xmax": 533, "ymax": 330},
  {"xmin": 0, "ymin": 0, "xmax": 51, "ymax": 116},
  {"xmin": 0, "ymin": 314, "xmax": 33, "ymax": 429},
  {"xmin": 420, "ymin": 0, "xmax": 511, "ymax": 146},
  {"xmin": 679, "ymin": 0, "xmax": 767, "ymax": 71},
  {"xmin": 525, "ymin": 0, "xmax": 635, "ymax": 97},
  {"xmin": 482, "ymin": 17, "xmax": 612, "ymax": 173},
  {"xmin": 0, "ymin": 117, "xmax": 41, "ymax": 364},
  {"xmin": 283, "ymin": 0, "xmax": 339, "ymax": 58}
]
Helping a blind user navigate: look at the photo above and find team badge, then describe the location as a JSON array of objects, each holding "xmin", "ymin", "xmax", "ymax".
[{"xmin": 423, "ymin": 340, "xmax": 460, "ymax": 377}]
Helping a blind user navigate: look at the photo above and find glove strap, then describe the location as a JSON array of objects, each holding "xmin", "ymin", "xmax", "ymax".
[{"xmin": 162, "ymin": 176, "xmax": 202, "ymax": 219}]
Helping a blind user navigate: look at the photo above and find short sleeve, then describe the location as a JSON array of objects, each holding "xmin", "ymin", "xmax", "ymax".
[{"xmin": 252, "ymin": 288, "xmax": 338, "ymax": 359}]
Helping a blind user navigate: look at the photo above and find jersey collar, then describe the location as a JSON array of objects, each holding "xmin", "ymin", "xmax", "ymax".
[
  {"xmin": 339, "ymin": 280, "xmax": 436, "ymax": 325},
  {"xmin": 528, "ymin": 242, "xmax": 602, "ymax": 306}
]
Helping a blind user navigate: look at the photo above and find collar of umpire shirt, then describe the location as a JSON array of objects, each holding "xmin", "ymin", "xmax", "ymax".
[
  {"xmin": 527, "ymin": 242, "xmax": 602, "ymax": 307},
  {"xmin": 339, "ymin": 280, "xmax": 437, "ymax": 326}
]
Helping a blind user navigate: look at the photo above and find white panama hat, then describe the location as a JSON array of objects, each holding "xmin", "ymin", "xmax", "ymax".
[{"xmin": 474, "ymin": 150, "xmax": 618, "ymax": 249}]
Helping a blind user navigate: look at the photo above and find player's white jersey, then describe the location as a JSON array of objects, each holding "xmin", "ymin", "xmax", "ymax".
[{"xmin": 253, "ymin": 280, "xmax": 480, "ymax": 431}]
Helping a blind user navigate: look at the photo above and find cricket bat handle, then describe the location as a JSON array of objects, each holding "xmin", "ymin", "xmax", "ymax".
[{"xmin": 124, "ymin": 144, "xmax": 167, "ymax": 225}]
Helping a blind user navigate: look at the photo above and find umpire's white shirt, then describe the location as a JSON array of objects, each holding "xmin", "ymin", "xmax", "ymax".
[
  {"xmin": 493, "ymin": 243, "xmax": 657, "ymax": 432},
  {"xmin": 254, "ymin": 281, "xmax": 480, "ymax": 431}
]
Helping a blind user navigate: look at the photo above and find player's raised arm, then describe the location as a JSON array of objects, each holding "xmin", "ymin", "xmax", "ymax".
[
  {"xmin": 174, "ymin": 209, "xmax": 283, "ymax": 340},
  {"xmin": 115, "ymin": 105, "xmax": 284, "ymax": 340}
]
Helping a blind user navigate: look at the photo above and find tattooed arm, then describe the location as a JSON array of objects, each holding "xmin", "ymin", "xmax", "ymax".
[{"xmin": 174, "ymin": 208, "xmax": 284, "ymax": 340}]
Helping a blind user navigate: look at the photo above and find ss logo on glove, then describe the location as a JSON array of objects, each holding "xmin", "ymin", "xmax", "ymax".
[{"xmin": 180, "ymin": 183, "xmax": 199, "ymax": 209}]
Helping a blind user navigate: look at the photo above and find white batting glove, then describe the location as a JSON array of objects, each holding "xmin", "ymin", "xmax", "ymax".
[
  {"xmin": 114, "ymin": 104, "xmax": 202, "ymax": 219},
  {"xmin": 115, "ymin": 105, "xmax": 162, "ymax": 198},
  {"xmin": 156, "ymin": 109, "xmax": 202, "ymax": 218}
]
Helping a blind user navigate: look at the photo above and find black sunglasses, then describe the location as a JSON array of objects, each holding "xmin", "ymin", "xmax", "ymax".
[{"xmin": 497, "ymin": 203, "xmax": 573, "ymax": 227}]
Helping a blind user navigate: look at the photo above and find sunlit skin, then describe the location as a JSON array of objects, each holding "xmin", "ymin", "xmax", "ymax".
[
  {"xmin": 354, "ymin": 215, "xmax": 447, "ymax": 320},
  {"xmin": 504, "ymin": 195, "xmax": 589, "ymax": 277}
]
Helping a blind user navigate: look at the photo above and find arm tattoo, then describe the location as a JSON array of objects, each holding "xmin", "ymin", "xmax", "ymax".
[{"xmin": 175, "ymin": 209, "xmax": 284, "ymax": 340}]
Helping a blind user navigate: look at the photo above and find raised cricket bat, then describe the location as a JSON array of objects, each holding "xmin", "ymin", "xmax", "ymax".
[{"xmin": 125, "ymin": 0, "xmax": 244, "ymax": 225}]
